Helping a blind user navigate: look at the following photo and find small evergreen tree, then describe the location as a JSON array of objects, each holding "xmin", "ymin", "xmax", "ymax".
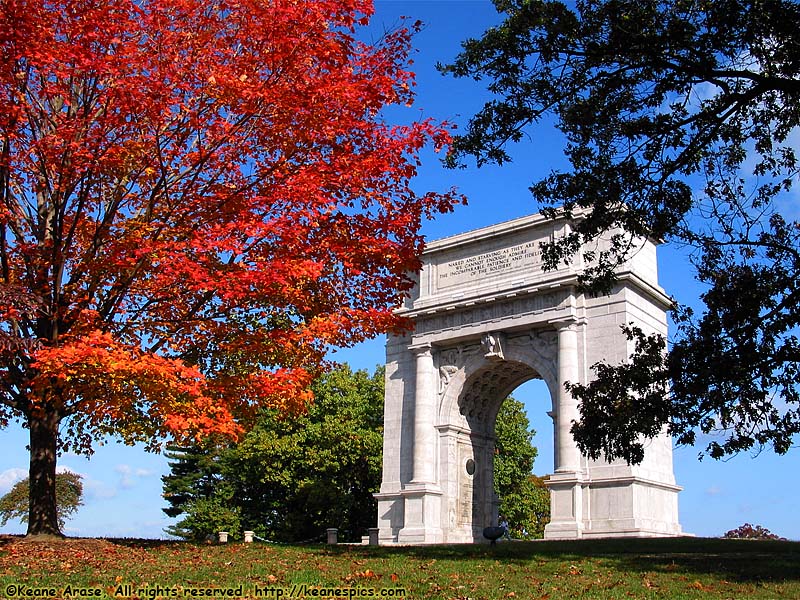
[{"xmin": 161, "ymin": 443, "xmax": 230, "ymax": 539}]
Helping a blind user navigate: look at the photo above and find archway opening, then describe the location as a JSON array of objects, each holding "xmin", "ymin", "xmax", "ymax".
[
  {"xmin": 515, "ymin": 378, "xmax": 555, "ymax": 476},
  {"xmin": 455, "ymin": 359, "xmax": 554, "ymax": 541},
  {"xmin": 494, "ymin": 378, "xmax": 553, "ymax": 538}
]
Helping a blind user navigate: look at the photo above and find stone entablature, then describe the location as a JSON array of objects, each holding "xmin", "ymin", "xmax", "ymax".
[{"xmin": 376, "ymin": 212, "xmax": 683, "ymax": 544}]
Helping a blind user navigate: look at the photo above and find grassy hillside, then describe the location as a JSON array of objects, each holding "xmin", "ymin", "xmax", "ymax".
[{"xmin": 1, "ymin": 535, "xmax": 797, "ymax": 599}]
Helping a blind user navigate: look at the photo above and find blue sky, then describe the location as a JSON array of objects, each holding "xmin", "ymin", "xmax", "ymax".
[{"xmin": 1, "ymin": 0, "xmax": 798, "ymax": 540}]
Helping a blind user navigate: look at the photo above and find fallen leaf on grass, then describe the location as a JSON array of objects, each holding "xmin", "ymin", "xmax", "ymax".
[
  {"xmin": 643, "ymin": 576, "xmax": 658, "ymax": 589},
  {"xmin": 690, "ymin": 581, "xmax": 713, "ymax": 592},
  {"xmin": 344, "ymin": 569, "xmax": 380, "ymax": 583}
]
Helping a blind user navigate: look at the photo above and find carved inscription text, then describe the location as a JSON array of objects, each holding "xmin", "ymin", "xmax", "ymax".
[{"xmin": 437, "ymin": 241, "xmax": 543, "ymax": 289}]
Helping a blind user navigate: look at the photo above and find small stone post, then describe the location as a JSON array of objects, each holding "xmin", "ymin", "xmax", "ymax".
[
  {"xmin": 244, "ymin": 531, "xmax": 254, "ymax": 543},
  {"xmin": 326, "ymin": 528, "xmax": 338, "ymax": 544},
  {"xmin": 368, "ymin": 528, "xmax": 380, "ymax": 546},
  {"xmin": 218, "ymin": 531, "xmax": 228, "ymax": 543}
]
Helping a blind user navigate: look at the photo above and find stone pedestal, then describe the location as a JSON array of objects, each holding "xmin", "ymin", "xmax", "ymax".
[
  {"xmin": 396, "ymin": 484, "xmax": 443, "ymax": 544},
  {"xmin": 544, "ymin": 471, "xmax": 585, "ymax": 539}
]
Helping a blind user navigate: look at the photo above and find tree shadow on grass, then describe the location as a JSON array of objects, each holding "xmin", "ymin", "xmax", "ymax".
[{"xmin": 321, "ymin": 536, "xmax": 800, "ymax": 584}]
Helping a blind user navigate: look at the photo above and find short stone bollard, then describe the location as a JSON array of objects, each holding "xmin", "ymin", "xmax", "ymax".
[
  {"xmin": 368, "ymin": 528, "xmax": 380, "ymax": 546},
  {"xmin": 244, "ymin": 531, "xmax": 254, "ymax": 543},
  {"xmin": 218, "ymin": 531, "xmax": 229, "ymax": 543},
  {"xmin": 326, "ymin": 528, "xmax": 338, "ymax": 545}
]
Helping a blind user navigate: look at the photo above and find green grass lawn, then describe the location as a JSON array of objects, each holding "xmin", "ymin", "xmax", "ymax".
[{"xmin": 1, "ymin": 536, "xmax": 798, "ymax": 599}]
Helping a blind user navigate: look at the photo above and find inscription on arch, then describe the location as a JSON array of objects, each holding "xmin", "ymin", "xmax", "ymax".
[{"xmin": 437, "ymin": 241, "xmax": 544, "ymax": 288}]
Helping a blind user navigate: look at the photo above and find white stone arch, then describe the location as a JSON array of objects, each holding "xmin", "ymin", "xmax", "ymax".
[
  {"xmin": 374, "ymin": 213, "xmax": 683, "ymax": 544},
  {"xmin": 432, "ymin": 339, "xmax": 555, "ymax": 543},
  {"xmin": 437, "ymin": 330, "xmax": 559, "ymax": 433}
]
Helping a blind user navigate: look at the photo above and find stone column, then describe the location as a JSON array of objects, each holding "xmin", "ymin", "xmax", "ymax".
[
  {"xmin": 555, "ymin": 321, "xmax": 581, "ymax": 473},
  {"xmin": 411, "ymin": 344, "xmax": 437, "ymax": 484},
  {"xmin": 544, "ymin": 318, "xmax": 586, "ymax": 539},
  {"xmin": 397, "ymin": 343, "xmax": 443, "ymax": 544},
  {"xmin": 546, "ymin": 410, "xmax": 557, "ymax": 473}
]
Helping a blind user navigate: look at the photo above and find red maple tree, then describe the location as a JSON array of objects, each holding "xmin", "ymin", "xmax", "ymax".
[{"xmin": 0, "ymin": 0, "xmax": 459, "ymax": 536}]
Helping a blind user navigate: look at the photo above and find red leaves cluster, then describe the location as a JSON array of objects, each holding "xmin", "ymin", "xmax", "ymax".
[{"xmin": 0, "ymin": 0, "xmax": 461, "ymax": 449}]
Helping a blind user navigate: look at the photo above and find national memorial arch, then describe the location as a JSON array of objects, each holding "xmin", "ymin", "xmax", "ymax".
[{"xmin": 375, "ymin": 213, "xmax": 683, "ymax": 543}]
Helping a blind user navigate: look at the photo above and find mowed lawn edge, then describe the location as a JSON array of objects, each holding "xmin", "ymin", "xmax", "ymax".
[{"xmin": 1, "ymin": 535, "xmax": 798, "ymax": 599}]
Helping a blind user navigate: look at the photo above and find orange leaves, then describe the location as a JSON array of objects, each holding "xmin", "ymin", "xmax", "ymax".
[
  {"xmin": 30, "ymin": 330, "xmax": 221, "ymax": 435},
  {"xmin": 245, "ymin": 368, "xmax": 315, "ymax": 415},
  {"xmin": 28, "ymin": 327, "xmax": 329, "ymax": 448},
  {"xmin": 689, "ymin": 580, "xmax": 714, "ymax": 592}
]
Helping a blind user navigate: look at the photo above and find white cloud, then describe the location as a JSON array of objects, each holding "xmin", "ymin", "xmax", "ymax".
[
  {"xmin": 114, "ymin": 464, "xmax": 153, "ymax": 490},
  {"xmin": 80, "ymin": 474, "xmax": 117, "ymax": 500},
  {"xmin": 114, "ymin": 465, "xmax": 134, "ymax": 489},
  {"xmin": 0, "ymin": 468, "xmax": 27, "ymax": 495},
  {"xmin": 56, "ymin": 465, "xmax": 80, "ymax": 475},
  {"xmin": 705, "ymin": 485, "xmax": 724, "ymax": 497},
  {"xmin": 114, "ymin": 464, "xmax": 153, "ymax": 489}
]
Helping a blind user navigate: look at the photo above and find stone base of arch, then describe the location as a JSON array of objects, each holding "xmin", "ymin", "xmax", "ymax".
[
  {"xmin": 376, "ymin": 469, "xmax": 682, "ymax": 544},
  {"xmin": 543, "ymin": 470, "xmax": 683, "ymax": 540},
  {"xmin": 392, "ymin": 483, "xmax": 445, "ymax": 544}
]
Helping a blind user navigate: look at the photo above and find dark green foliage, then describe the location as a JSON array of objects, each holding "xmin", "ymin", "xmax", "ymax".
[
  {"xmin": 444, "ymin": 0, "xmax": 800, "ymax": 461},
  {"xmin": 565, "ymin": 325, "xmax": 673, "ymax": 464},
  {"xmin": 0, "ymin": 471, "xmax": 83, "ymax": 529},
  {"xmin": 161, "ymin": 443, "xmax": 234, "ymax": 540},
  {"xmin": 170, "ymin": 496, "xmax": 242, "ymax": 541},
  {"xmin": 162, "ymin": 365, "xmax": 385, "ymax": 543},
  {"xmin": 494, "ymin": 398, "xmax": 550, "ymax": 538}
]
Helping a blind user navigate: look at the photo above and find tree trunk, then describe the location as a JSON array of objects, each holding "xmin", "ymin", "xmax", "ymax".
[{"xmin": 27, "ymin": 409, "xmax": 63, "ymax": 537}]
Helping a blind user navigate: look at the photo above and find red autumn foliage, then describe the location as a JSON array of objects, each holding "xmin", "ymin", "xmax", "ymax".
[
  {"xmin": 0, "ymin": 0, "xmax": 460, "ymax": 535},
  {"xmin": 723, "ymin": 523, "xmax": 785, "ymax": 540}
]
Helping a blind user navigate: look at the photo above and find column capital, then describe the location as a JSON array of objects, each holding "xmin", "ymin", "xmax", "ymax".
[{"xmin": 409, "ymin": 342, "xmax": 433, "ymax": 356}]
